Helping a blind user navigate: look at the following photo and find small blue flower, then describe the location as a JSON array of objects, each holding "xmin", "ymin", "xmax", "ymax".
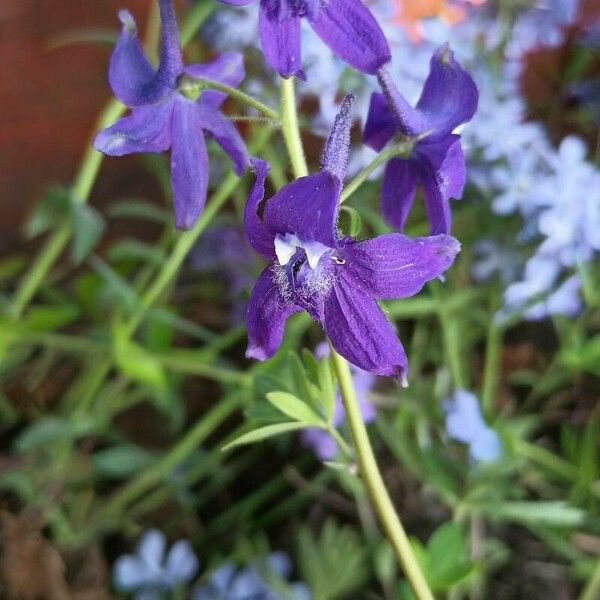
[
  {"xmin": 193, "ymin": 552, "xmax": 311, "ymax": 600},
  {"xmin": 443, "ymin": 390, "xmax": 501, "ymax": 463},
  {"xmin": 113, "ymin": 529, "xmax": 199, "ymax": 599}
]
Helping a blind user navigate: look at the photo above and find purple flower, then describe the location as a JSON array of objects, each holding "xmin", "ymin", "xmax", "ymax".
[
  {"xmin": 244, "ymin": 95, "xmax": 460, "ymax": 380},
  {"xmin": 94, "ymin": 0, "xmax": 249, "ymax": 229},
  {"xmin": 217, "ymin": 0, "xmax": 390, "ymax": 79},
  {"xmin": 363, "ymin": 45, "xmax": 478, "ymax": 234},
  {"xmin": 443, "ymin": 390, "xmax": 501, "ymax": 463},
  {"xmin": 301, "ymin": 343, "xmax": 376, "ymax": 460}
]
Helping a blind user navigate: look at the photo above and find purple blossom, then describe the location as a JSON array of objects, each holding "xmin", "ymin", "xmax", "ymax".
[
  {"xmin": 113, "ymin": 529, "xmax": 199, "ymax": 599},
  {"xmin": 244, "ymin": 95, "xmax": 460, "ymax": 380},
  {"xmin": 94, "ymin": 0, "xmax": 249, "ymax": 229},
  {"xmin": 301, "ymin": 343, "xmax": 376, "ymax": 460},
  {"xmin": 443, "ymin": 389, "xmax": 501, "ymax": 463},
  {"xmin": 217, "ymin": 0, "xmax": 391, "ymax": 79},
  {"xmin": 363, "ymin": 45, "xmax": 478, "ymax": 234}
]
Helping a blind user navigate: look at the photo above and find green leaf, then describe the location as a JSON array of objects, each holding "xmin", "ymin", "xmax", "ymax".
[
  {"xmin": 23, "ymin": 304, "xmax": 80, "ymax": 332},
  {"xmin": 108, "ymin": 199, "xmax": 171, "ymax": 223},
  {"xmin": 71, "ymin": 203, "xmax": 105, "ymax": 264},
  {"xmin": 92, "ymin": 444, "xmax": 155, "ymax": 478},
  {"xmin": 107, "ymin": 239, "xmax": 166, "ymax": 266},
  {"xmin": 561, "ymin": 336, "xmax": 600, "ymax": 376},
  {"xmin": 113, "ymin": 325, "xmax": 168, "ymax": 391},
  {"xmin": 15, "ymin": 418, "xmax": 68, "ymax": 452},
  {"xmin": 266, "ymin": 391, "xmax": 323, "ymax": 425},
  {"xmin": 221, "ymin": 422, "xmax": 307, "ymax": 451},
  {"xmin": 480, "ymin": 501, "xmax": 586, "ymax": 527},
  {"xmin": 24, "ymin": 186, "xmax": 71, "ymax": 238}
]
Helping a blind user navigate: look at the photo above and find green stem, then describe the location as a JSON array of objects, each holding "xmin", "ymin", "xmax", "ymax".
[
  {"xmin": 330, "ymin": 347, "xmax": 434, "ymax": 600},
  {"xmin": 481, "ymin": 324, "xmax": 502, "ymax": 415},
  {"xmin": 340, "ymin": 141, "xmax": 412, "ymax": 203},
  {"xmin": 514, "ymin": 439, "xmax": 578, "ymax": 481},
  {"xmin": 579, "ymin": 553, "xmax": 600, "ymax": 600},
  {"xmin": 182, "ymin": 76, "xmax": 279, "ymax": 121},
  {"xmin": 280, "ymin": 77, "xmax": 308, "ymax": 177}
]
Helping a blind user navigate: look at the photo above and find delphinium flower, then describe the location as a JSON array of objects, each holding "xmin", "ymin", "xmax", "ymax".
[
  {"xmin": 443, "ymin": 389, "xmax": 501, "ymax": 462},
  {"xmin": 94, "ymin": 0, "xmax": 249, "ymax": 229},
  {"xmin": 216, "ymin": 0, "xmax": 391, "ymax": 79},
  {"xmin": 244, "ymin": 95, "xmax": 460, "ymax": 380},
  {"xmin": 113, "ymin": 529, "xmax": 199, "ymax": 599},
  {"xmin": 193, "ymin": 552, "xmax": 310, "ymax": 600},
  {"xmin": 301, "ymin": 343, "xmax": 376, "ymax": 460},
  {"xmin": 363, "ymin": 45, "xmax": 478, "ymax": 234}
]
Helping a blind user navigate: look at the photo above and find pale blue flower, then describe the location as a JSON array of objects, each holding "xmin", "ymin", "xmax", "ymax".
[
  {"xmin": 114, "ymin": 529, "xmax": 199, "ymax": 599},
  {"xmin": 444, "ymin": 390, "xmax": 501, "ymax": 463}
]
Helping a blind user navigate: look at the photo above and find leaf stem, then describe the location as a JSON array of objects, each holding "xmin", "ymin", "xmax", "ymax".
[
  {"xmin": 330, "ymin": 347, "xmax": 434, "ymax": 600},
  {"xmin": 280, "ymin": 77, "xmax": 308, "ymax": 177}
]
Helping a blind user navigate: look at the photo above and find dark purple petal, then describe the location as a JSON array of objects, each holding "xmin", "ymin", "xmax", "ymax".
[
  {"xmin": 247, "ymin": 266, "xmax": 301, "ymax": 360},
  {"xmin": 376, "ymin": 69, "xmax": 429, "ymax": 137},
  {"xmin": 363, "ymin": 92, "xmax": 396, "ymax": 152},
  {"xmin": 380, "ymin": 158, "xmax": 418, "ymax": 231},
  {"xmin": 259, "ymin": 4, "xmax": 303, "ymax": 79},
  {"xmin": 93, "ymin": 100, "xmax": 173, "ymax": 156},
  {"xmin": 198, "ymin": 104, "xmax": 249, "ymax": 175},
  {"xmin": 185, "ymin": 52, "xmax": 245, "ymax": 108},
  {"xmin": 108, "ymin": 10, "xmax": 157, "ymax": 106},
  {"xmin": 170, "ymin": 100, "xmax": 208, "ymax": 229},
  {"xmin": 309, "ymin": 0, "xmax": 390, "ymax": 75},
  {"xmin": 418, "ymin": 135, "xmax": 466, "ymax": 234},
  {"xmin": 263, "ymin": 171, "xmax": 341, "ymax": 247},
  {"xmin": 416, "ymin": 44, "xmax": 478, "ymax": 134},
  {"xmin": 244, "ymin": 158, "xmax": 276, "ymax": 260},
  {"xmin": 322, "ymin": 272, "xmax": 408, "ymax": 380},
  {"xmin": 339, "ymin": 233, "xmax": 460, "ymax": 299},
  {"xmin": 321, "ymin": 94, "xmax": 354, "ymax": 182}
]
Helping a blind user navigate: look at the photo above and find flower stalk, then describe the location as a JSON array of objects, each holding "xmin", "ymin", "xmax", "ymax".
[{"xmin": 279, "ymin": 74, "xmax": 434, "ymax": 600}]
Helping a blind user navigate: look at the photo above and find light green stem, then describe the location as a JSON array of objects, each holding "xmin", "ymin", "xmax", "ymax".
[
  {"xmin": 279, "ymin": 74, "xmax": 433, "ymax": 600},
  {"xmin": 330, "ymin": 347, "xmax": 434, "ymax": 600},
  {"xmin": 182, "ymin": 76, "xmax": 279, "ymax": 121},
  {"xmin": 579, "ymin": 553, "xmax": 600, "ymax": 600},
  {"xmin": 280, "ymin": 77, "xmax": 308, "ymax": 177},
  {"xmin": 340, "ymin": 141, "xmax": 412, "ymax": 203},
  {"xmin": 481, "ymin": 323, "xmax": 502, "ymax": 414}
]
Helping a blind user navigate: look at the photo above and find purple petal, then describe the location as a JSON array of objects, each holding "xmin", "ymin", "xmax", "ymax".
[
  {"xmin": 376, "ymin": 69, "xmax": 429, "ymax": 137},
  {"xmin": 309, "ymin": 0, "xmax": 391, "ymax": 75},
  {"xmin": 170, "ymin": 100, "xmax": 208, "ymax": 229},
  {"xmin": 301, "ymin": 428, "xmax": 338, "ymax": 460},
  {"xmin": 321, "ymin": 94, "xmax": 354, "ymax": 182},
  {"xmin": 418, "ymin": 135, "xmax": 466, "ymax": 235},
  {"xmin": 244, "ymin": 158, "xmax": 276, "ymax": 260},
  {"xmin": 108, "ymin": 10, "xmax": 157, "ymax": 106},
  {"xmin": 198, "ymin": 104, "xmax": 249, "ymax": 175},
  {"xmin": 259, "ymin": 5, "xmax": 303, "ymax": 79},
  {"xmin": 263, "ymin": 171, "xmax": 341, "ymax": 247},
  {"xmin": 416, "ymin": 44, "xmax": 478, "ymax": 135},
  {"xmin": 186, "ymin": 52, "xmax": 245, "ymax": 108},
  {"xmin": 363, "ymin": 92, "xmax": 397, "ymax": 152},
  {"xmin": 218, "ymin": 0, "xmax": 255, "ymax": 5},
  {"xmin": 339, "ymin": 233, "xmax": 460, "ymax": 299},
  {"xmin": 322, "ymin": 272, "xmax": 408, "ymax": 380},
  {"xmin": 164, "ymin": 541, "xmax": 199, "ymax": 583},
  {"xmin": 138, "ymin": 529, "xmax": 166, "ymax": 568},
  {"xmin": 247, "ymin": 266, "xmax": 301, "ymax": 360},
  {"xmin": 380, "ymin": 158, "xmax": 418, "ymax": 231},
  {"xmin": 93, "ymin": 100, "xmax": 173, "ymax": 156},
  {"xmin": 154, "ymin": 0, "xmax": 185, "ymax": 89}
]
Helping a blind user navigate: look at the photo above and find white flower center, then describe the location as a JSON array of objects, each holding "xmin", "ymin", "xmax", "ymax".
[{"xmin": 274, "ymin": 233, "xmax": 330, "ymax": 269}]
